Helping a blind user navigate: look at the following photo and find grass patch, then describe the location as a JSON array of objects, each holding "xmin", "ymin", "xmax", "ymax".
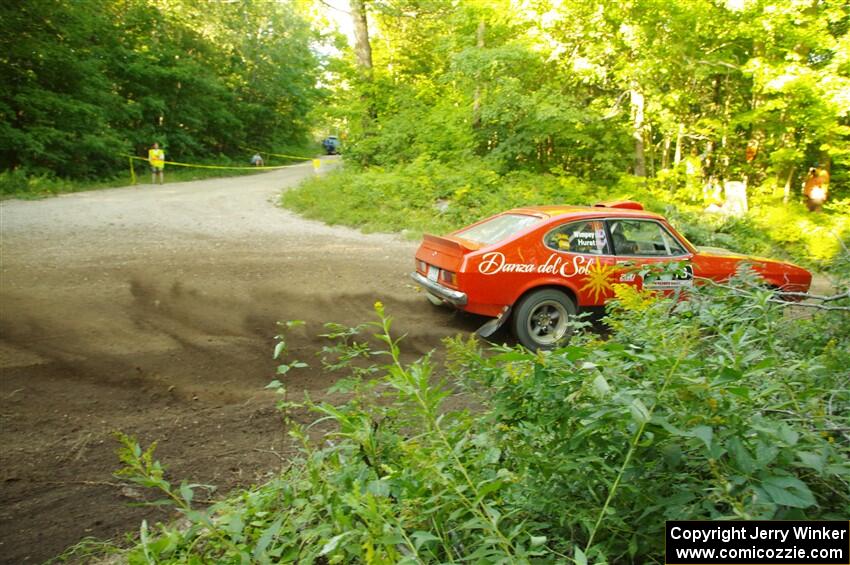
[{"xmin": 283, "ymin": 157, "xmax": 850, "ymax": 271}]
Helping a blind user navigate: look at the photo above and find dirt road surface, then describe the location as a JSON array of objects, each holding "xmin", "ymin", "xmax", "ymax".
[{"xmin": 0, "ymin": 161, "xmax": 481, "ymax": 563}]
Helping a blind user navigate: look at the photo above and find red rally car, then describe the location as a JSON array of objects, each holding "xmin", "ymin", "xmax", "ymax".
[{"xmin": 411, "ymin": 201, "xmax": 812, "ymax": 350}]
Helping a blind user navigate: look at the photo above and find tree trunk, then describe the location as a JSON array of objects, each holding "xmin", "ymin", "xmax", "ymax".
[
  {"xmin": 631, "ymin": 87, "xmax": 646, "ymax": 177},
  {"xmin": 674, "ymin": 124, "xmax": 684, "ymax": 166},
  {"xmin": 350, "ymin": 0, "xmax": 375, "ymax": 138},
  {"xmin": 350, "ymin": 0, "xmax": 373, "ymax": 75},
  {"xmin": 662, "ymin": 136, "xmax": 671, "ymax": 170},
  {"xmin": 782, "ymin": 167, "xmax": 795, "ymax": 204},
  {"xmin": 472, "ymin": 20, "xmax": 485, "ymax": 128},
  {"xmin": 647, "ymin": 125, "xmax": 655, "ymax": 177}
]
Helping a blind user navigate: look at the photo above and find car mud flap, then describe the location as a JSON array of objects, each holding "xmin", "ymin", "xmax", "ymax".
[{"xmin": 475, "ymin": 305, "xmax": 512, "ymax": 338}]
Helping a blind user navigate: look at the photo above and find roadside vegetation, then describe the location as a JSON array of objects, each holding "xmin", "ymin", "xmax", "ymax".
[
  {"xmin": 284, "ymin": 161, "xmax": 849, "ymax": 272},
  {"xmin": 285, "ymin": 0, "xmax": 849, "ymax": 271},
  {"xmin": 0, "ymin": 144, "xmax": 319, "ymax": 199},
  {"xmin": 0, "ymin": 0, "xmax": 323, "ymax": 196},
  {"xmin": 70, "ymin": 269, "xmax": 848, "ymax": 563}
]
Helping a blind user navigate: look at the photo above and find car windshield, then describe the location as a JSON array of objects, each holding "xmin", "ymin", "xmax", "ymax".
[{"xmin": 455, "ymin": 213, "xmax": 542, "ymax": 245}]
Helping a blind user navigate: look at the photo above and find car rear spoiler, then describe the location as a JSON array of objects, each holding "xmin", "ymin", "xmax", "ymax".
[
  {"xmin": 593, "ymin": 200, "xmax": 644, "ymax": 210},
  {"xmin": 422, "ymin": 234, "xmax": 478, "ymax": 255}
]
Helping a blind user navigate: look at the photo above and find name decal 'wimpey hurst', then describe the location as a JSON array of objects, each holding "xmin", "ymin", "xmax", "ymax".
[{"xmin": 477, "ymin": 252, "xmax": 596, "ymax": 277}]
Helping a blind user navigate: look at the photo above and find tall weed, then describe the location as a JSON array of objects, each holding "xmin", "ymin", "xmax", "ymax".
[
  {"xmin": 108, "ymin": 277, "xmax": 848, "ymax": 563},
  {"xmin": 452, "ymin": 273, "xmax": 849, "ymax": 561}
]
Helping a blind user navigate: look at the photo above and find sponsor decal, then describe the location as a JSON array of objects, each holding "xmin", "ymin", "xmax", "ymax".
[
  {"xmin": 643, "ymin": 264, "xmax": 694, "ymax": 290},
  {"xmin": 477, "ymin": 252, "xmax": 598, "ymax": 277},
  {"xmin": 476, "ymin": 252, "xmax": 619, "ymax": 302},
  {"xmin": 580, "ymin": 260, "xmax": 619, "ymax": 302},
  {"xmin": 573, "ymin": 231, "xmax": 597, "ymax": 248},
  {"xmin": 644, "ymin": 279, "xmax": 694, "ymax": 289},
  {"xmin": 475, "ymin": 252, "xmax": 694, "ymax": 300}
]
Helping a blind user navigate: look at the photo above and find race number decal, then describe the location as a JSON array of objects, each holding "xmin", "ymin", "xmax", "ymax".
[{"xmin": 643, "ymin": 264, "xmax": 693, "ymax": 290}]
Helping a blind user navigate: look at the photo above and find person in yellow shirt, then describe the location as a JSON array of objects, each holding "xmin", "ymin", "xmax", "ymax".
[{"xmin": 148, "ymin": 142, "xmax": 165, "ymax": 184}]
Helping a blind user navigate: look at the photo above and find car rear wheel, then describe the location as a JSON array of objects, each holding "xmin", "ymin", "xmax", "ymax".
[{"xmin": 512, "ymin": 289, "xmax": 576, "ymax": 350}]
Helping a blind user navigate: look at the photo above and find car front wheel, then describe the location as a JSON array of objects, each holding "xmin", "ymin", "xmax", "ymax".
[{"xmin": 512, "ymin": 288, "xmax": 576, "ymax": 350}]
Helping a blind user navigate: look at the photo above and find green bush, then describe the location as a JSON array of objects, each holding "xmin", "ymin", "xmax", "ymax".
[
  {"xmin": 284, "ymin": 156, "xmax": 604, "ymax": 237},
  {"xmin": 0, "ymin": 169, "xmax": 77, "ymax": 197},
  {"xmin": 100, "ymin": 274, "xmax": 848, "ymax": 564},
  {"xmin": 453, "ymin": 273, "xmax": 849, "ymax": 561}
]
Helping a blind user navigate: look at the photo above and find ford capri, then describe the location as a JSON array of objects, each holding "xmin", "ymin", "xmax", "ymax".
[{"xmin": 411, "ymin": 201, "xmax": 812, "ymax": 350}]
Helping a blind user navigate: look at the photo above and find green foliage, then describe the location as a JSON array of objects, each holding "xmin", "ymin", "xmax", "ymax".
[
  {"xmin": 115, "ymin": 431, "xmax": 217, "ymax": 510},
  {"xmin": 454, "ymin": 272, "xmax": 849, "ymax": 560},
  {"xmin": 0, "ymin": 0, "xmax": 323, "ymax": 183},
  {"xmin": 107, "ymin": 305, "xmax": 553, "ymax": 563},
  {"xmin": 284, "ymin": 156, "xmax": 599, "ymax": 237},
  {"xmin": 102, "ymin": 280, "xmax": 848, "ymax": 563},
  {"xmin": 47, "ymin": 537, "xmax": 123, "ymax": 564},
  {"xmin": 323, "ymin": 0, "xmax": 849, "ymax": 193},
  {"xmin": 0, "ymin": 170, "xmax": 76, "ymax": 198}
]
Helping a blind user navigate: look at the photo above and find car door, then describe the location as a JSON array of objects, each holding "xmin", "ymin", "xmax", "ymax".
[
  {"xmin": 605, "ymin": 218, "xmax": 694, "ymax": 292},
  {"xmin": 542, "ymin": 218, "xmax": 620, "ymax": 307}
]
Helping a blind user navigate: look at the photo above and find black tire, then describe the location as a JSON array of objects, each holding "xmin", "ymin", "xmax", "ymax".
[{"xmin": 511, "ymin": 288, "xmax": 576, "ymax": 350}]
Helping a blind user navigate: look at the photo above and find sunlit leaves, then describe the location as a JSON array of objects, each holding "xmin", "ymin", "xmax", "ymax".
[{"xmin": 1, "ymin": 0, "xmax": 322, "ymax": 179}]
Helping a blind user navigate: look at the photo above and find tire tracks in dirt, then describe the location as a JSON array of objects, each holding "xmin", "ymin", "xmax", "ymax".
[{"xmin": 0, "ymin": 161, "xmax": 483, "ymax": 563}]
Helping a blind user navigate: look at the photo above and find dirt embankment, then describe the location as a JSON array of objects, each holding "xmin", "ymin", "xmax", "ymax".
[{"xmin": 0, "ymin": 162, "xmax": 483, "ymax": 563}]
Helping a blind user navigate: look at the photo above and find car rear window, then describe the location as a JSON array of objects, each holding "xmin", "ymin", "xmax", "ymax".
[{"xmin": 455, "ymin": 213, "xmax": 542, "ymax": 245}]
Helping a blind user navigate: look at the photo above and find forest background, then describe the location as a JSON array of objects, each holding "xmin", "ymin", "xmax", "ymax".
[
  {"xmin": 2, "ymin": 0, "xmax": 848, "ymax": 273},
  {"xmin": 0, "ymin": 0, "xmax": 322, "ymax": 185},
  {"xmin": 287, "ymin": 0, "xmax": 850, "ymax": 272}
]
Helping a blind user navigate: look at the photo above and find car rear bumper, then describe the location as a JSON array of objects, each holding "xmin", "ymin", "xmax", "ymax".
[{"xmin": 410, "ymin": 272, "xmax": 468, "ymax": 306}]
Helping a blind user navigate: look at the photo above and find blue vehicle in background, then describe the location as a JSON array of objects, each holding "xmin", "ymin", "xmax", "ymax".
[{"xmin": 322, "ymin": 135, "xmax": 341, "ymax": 155}]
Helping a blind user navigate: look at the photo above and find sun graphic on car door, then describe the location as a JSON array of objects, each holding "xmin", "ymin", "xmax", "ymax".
[{"xmin": 579, "ymin": 259, "xmax": 618, "ymax": 302}]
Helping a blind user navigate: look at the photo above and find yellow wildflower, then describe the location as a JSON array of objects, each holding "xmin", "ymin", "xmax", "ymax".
[{"xmin": 612, "ymin": 283, "xmax": 657, "ymax": 311}]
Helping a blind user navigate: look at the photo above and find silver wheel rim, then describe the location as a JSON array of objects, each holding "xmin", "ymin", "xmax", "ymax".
[{"xmin": 526, "ymin": 299, "xmax": 570, "ymax": 345}]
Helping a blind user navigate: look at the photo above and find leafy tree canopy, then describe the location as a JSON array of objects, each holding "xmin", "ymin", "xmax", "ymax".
[
  {"xmin": 326, "ymin": 0, "xmax": 849, "ymax": 194},
  {"xmin": 0, "ymin": 0, "xmax": 324, "ymax": 178}
]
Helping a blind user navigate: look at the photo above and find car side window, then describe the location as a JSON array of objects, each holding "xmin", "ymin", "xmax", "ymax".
[
  {"xmin": 545, "ymin": 220, "xmax": 610, "ymax": 254},
  {"xmin": 608, "ymin": 219, "xmax": 686, "ymax": 256}
]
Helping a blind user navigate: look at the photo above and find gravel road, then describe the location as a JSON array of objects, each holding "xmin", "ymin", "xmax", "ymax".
[{"xmin": 0, "ymin": 160, "xmax": 478, "ymax": 563}]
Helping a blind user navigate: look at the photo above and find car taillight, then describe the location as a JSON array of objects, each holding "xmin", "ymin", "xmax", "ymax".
[
  {"xmin": 441, "ymin": 270, "xmax": 457, "ymax": 285},
  {"xmin": 416, "ymin": 259, "xmax": 428, "ymax": 273}
]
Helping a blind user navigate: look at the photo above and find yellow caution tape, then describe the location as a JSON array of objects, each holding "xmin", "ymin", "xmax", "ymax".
[
  {"xmin": 244, "ymin": 147, "xmax": 314, "ymax": 161},
  {"xmin": 124, "ymin": 155, "xmax": 310, "ymax": 171}
]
